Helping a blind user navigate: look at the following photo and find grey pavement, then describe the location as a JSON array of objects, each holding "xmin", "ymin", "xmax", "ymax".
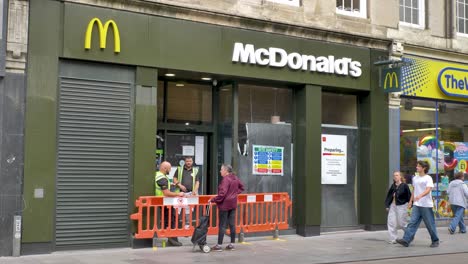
[{"xmin": 1, "ymin": 227, "xmax": 468, "ymax": 264}]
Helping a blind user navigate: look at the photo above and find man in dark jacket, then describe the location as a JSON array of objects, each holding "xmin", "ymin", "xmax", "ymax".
[{"xmin": 209, "ymin": 164, "xmax": 244, "ymax": 251}]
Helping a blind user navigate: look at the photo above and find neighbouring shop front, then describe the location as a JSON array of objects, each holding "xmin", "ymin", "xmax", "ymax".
[
  {"xmin": 392, "ymin": 56, "xmax": 468, "ymax": 220},
  {"xmin": 22, "ymin": 0, "xmax": 389, "ymax": 254}
]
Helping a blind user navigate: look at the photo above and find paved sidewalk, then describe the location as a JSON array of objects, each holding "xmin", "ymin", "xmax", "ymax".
[{"xmin": 1, "ymin": 227, "xmax": 468, "ymax": 264}]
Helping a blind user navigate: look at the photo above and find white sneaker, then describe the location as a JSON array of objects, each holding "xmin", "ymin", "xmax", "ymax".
[
  {"xmin": 185, "ymin": 224, "xmax": 190, "ymax": 229},
  {"xmin": 388, "ymin": 240, "xmax": 396, "ymax": 244}
]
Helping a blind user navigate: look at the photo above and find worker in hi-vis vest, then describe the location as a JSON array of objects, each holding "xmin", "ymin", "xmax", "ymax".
[
  {"xmin": 155, "ymin": 161, "xmax": 184, "ymax": 246},
  {"xmin": 173, "ymin": 156, "xmax": 200, "ymax": 229}
]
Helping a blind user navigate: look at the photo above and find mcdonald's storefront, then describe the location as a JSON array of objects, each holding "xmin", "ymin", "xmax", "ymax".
[
  {"xmin": 21, "ymin": 0, "xmax": 389, "ymax": 254},
  {"xmin": 392, "ymin": 56, "xmax": 468, "ymax": 220}
]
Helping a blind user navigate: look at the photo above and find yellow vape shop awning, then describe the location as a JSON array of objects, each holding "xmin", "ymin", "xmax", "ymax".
[{"xmin": 401, "ymin": 56, "xmax": 468, "ymax": 103}]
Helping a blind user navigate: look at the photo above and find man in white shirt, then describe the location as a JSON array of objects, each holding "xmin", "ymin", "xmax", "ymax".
[{"xmin": 396, "ymin": 160, "xmax": 439, "ymax": 248}]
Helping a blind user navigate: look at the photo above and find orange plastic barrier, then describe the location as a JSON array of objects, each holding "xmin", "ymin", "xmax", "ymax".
[{"xmin": 130, "ymin": 193, "xmax": 292, "ymax": 240}]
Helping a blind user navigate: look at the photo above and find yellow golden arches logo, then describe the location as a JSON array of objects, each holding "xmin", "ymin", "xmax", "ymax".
[
  {"xmin": 384, "ymin": 72, "xmax": 399, "ymax": 89},
  {"xmin": 84, "ymin": 18, "xmax": 120, "ymax": 53}
]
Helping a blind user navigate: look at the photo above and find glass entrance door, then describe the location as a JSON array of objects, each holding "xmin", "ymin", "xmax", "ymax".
[
  {"xmin": 321, "ymin": 93, "xmax": 359, "ymax": 231},
  {"xmin": 158, "ymin": 132, "xmax": 209, "ymax": 195},
  {"xmin": 321, "ymin": 126, "xmax": 359, "ymax": 230}
]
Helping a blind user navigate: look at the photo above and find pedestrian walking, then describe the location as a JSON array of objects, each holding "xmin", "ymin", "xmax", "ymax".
[
  {"xmin": 209, "ymin": 164, "xmax": 244, "ymax": 251},
  {"xmin": 396, "ymin": 160, "xmax": 440, "ymax": 248},
  {"xmin": 447, "ymin": 172, "xmax": 468, "ymax": 234},
  {"xmin": 385, "ymin": 171, "xmax": 412, "ymax": 244}
]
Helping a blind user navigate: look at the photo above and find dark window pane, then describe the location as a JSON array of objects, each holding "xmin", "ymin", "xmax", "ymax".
[
  {"xmin": 412, "ymin": 0, "xmax": 418, "ymax": 8},
  {"xmin": 400, "ymin": 6, "xmax": 404, "ymax": 21},
  {"xmin": 412, "ymin": 9, "xmax": 419, "ymax": 24},
  {"xmin": 352, "ymin": 0, "xmax": 360, "ymax": 11},
  {"xmin": 336, "ymin": 0, "xmax": 342, "ymax": 9},
  {"xmin": 459, "ymin": 18, "xmax": 465, "ymax": 33},
  {"xmin": 405, "ymin": 8, "xmax": 411, "ymax": 23},
  {"xmin": 157, "ymin": 81, "xmax": 165, "ymax": 122},
  {"xmin": 344, "ymin": 0, "xmax": 352, "ymax": 11},
  {"xmin": 166, "ymin": 82, "xmax": 212, "ymax": 125},
  {"xmin": 458, "ymin": 3, "xmax": 464, "ymax": 18}
]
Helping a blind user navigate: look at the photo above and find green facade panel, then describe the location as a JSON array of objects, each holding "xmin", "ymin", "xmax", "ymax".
[
  {"xmin": 62, "ymin": 3, "xmax": 371, "ymax": 90},
  {"xmin": 23, "ymin": 0, "xmax": 62, "ymax": 242},
  {"xmin": 293, "ymin": 85, "xmax": 322, "ymax": 236},
  {"xmin": 358, "ymin": 49, "xmax": 389, "ymax": 228}
]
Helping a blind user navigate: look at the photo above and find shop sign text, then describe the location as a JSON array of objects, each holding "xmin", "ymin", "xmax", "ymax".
[
  {"xmin": 232, "ymin": 42, "xmax": 362, "ymax": 77},
  {"xmin": 438, "ymin": 67, "xmax": 468, "ymax": 98}
]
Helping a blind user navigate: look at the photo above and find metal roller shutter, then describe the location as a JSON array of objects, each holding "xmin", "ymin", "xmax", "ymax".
[{"xmin": 56, "ymin": 62, "xmax": 133, "ymax": 248}]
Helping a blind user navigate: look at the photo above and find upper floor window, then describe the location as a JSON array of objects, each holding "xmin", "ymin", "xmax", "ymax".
[
  {"xmin": 399, "ymin": 0, "xmax": 425, "ymax": 28},
  {"xmin": 457, "ymin": 0, "xmax": 468, "ymax": 35},
  {"xmin": 336, "ymin": 0, "xmax": 367, "ymax": 18}
]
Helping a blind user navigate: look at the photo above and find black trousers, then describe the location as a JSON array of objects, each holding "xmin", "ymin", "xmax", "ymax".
[
  {"xmin": 163, "ymin": 206, "xmax": 176, "ymax": 229},
  {"xmin": 218, "ymin": 209, "xmax": 236, "ymax": 245}
]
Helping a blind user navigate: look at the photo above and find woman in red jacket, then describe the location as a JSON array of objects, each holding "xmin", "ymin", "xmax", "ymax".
[{"xmin": 209, "ymin": 164, "xmax": 245, "ymax": 251}]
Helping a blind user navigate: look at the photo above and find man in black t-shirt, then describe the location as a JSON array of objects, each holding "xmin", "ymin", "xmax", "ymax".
[{"xmin": 174, "ymin": 156, "xmax": 200, "ymax": 229}]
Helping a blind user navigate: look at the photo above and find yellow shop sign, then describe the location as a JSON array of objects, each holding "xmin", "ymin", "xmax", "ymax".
[
  {"xmin": 84, "ymin": 18, "xmax": 120, "ymax": 53},
  {"xmin": 400, "ymin": 57, "xmax": 468, "ymax": 102},
  {"xmin": 438, "ymin": 67, "xmax": 468, "ymax": 98}
]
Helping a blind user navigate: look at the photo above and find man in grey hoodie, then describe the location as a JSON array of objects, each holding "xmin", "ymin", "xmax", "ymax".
[{"xmin": 447, "ymin": 172, "xmax": 468, "ymax": 234}]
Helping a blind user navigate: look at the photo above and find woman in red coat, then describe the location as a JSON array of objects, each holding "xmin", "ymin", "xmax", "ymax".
[{"xmin": 209, "ymin": 164, "xmax": 245, "ymax": 251}]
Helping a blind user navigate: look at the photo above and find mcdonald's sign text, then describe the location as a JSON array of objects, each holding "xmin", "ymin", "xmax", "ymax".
[
  {"xmin": 84, "ymin": 18, "xmax": 120, "ymax": 53},
  {"xmin": 381, "ymin": 68, "xmax": 401, "ymax": 93}
]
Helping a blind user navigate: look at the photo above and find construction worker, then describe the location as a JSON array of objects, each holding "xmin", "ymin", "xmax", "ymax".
[
  {"xmin": 155, "ymin": 161, "xmax": 184, "ymax": 246},
  {"xmin": 173, "ymin": 156, "xmax": 200, "ymax": 229}
]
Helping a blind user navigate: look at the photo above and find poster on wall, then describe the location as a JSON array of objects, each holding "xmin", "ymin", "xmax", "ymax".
[
  {"xmin": 454, "ymin": 142, "xmax": 468, "ymax": 174},
  {"xmin": 321, "ymin": 134, "xmax": 347, "ymax": 184},
  {"xmin": 252, "ymin": 145, "xmax": 284, "ymax": 176}
]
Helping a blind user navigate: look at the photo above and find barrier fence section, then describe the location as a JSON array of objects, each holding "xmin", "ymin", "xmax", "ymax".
[{"xmin": 130, "ymin": 193, "xmax": 292, "ymax": 240}]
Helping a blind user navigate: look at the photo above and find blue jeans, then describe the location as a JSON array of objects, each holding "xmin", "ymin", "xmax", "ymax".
[
  {"xmin": 449, "ymin": 205, "xmax": 466, "ymax": 233},
  {"xmin": 402, "ymin": 205, "xmax": 439, "ymax": 244}
]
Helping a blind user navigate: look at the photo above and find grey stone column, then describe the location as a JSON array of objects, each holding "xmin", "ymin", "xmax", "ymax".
[{"xmin": 388, "ymin": 95, "xmax": 401, "ymax": 187}]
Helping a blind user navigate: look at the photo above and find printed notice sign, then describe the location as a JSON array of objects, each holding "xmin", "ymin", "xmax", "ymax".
[
  {"xmin": 321, "ymin": 134, "xmax": 347, "ymax": 184},
  {"xmin": 252, "ymin": 145, "xmax": 284, "ymax": 176}
]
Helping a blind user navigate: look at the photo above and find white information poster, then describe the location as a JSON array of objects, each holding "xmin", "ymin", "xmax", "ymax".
[
  {"xmin": 321, "ymin": 134, "xmax": 347, "ymax": 184},
  {"xmin": 195, "ymin": 136, "xmax": 204, "ymax": 165},
  {"xmin": 182, "ymin": 145, "xmax": 195, "ymax": 156}
]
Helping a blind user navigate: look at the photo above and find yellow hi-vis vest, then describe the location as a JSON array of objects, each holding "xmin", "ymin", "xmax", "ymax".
[
  {"xmin": 155, "ymin": 171, "xmax": 169, "ymax": 197},
  {"xmin": 177, "ymin": 166, "xmax": 198, "ymax": 192}
]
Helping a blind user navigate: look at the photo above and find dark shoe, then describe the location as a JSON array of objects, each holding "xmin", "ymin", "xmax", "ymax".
[
  {"xmin": 430, "ymin": 241, "xmax": 439, "ymax": 248},
  {"xmin": 167, "ymin": 237, "xmax": 182, "ymax": 247},
  {"xmin": 225, "ymin": 243, "xmax": 235, "ymax": 251},
  {"xmin": 448, "ymin": 227, "xmax": 454, "ymax": 235},
  {"xmin": 211, "ymin": 244, "xmax": 223, "ymax": 252},
  {"xmin": 396, "ymin": 239, "xmax": 409, "ymax": 247}
]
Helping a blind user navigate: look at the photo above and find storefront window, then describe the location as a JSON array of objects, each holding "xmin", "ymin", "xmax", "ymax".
[
  {"xmin": 322, "ymin": 93, "xmax": 357, "ymax": 126},
  {"xmin": 218, "ymin": 84, "xmax": 233, "ymax": 166},
  {"xmin": 400, "ymin": 99, "xmax": 437, "ymax": 182},
  {"xmin": 157, "ymin": 80, "xmax": 165, "ymax": 122},
  {"xmin": 400, "ymin": 99, "xmax": 468, "ymax": 219},
  {"xmin": 237, "ymin": 84, "xmax": 293, "ymax": 195},
  {"xmin": 157, "ymin": 80, "xmax": 212, "ymax": 125},
  {"xmin": 321, "ymin": 92, "xmax": 359, "ymax": 228}
]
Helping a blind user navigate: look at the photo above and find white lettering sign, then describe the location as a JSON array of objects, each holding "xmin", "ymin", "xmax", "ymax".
[{"xmin": 232, "ymin": 43, "xmax": 362, "ymax": 77}]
